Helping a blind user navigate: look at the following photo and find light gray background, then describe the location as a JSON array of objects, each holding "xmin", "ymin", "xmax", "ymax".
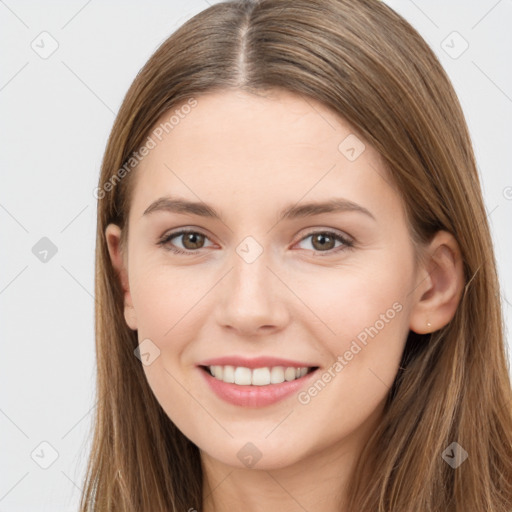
[{"xmin": 1, "ymin": 1, "xmax": 511, "ymax": 510}]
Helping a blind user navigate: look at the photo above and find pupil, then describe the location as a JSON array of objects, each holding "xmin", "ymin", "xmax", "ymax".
[
  {"xmin": 313, "ymin": 233, "xmax": 334, "ymax": 250},
  {"xmin": 184, "ymin": 233, "xmax": 203, "ymax": 249}
]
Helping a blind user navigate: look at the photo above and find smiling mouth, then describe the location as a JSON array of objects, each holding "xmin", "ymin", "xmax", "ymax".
[{"xmin": 200, "ymin": 365, "xmax": 318, "ymax": 386}]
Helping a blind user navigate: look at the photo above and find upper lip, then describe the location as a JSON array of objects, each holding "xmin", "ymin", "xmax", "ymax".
[{"xmin": 197, "ymin": 356, "xmax": 319, "ymax": 369}]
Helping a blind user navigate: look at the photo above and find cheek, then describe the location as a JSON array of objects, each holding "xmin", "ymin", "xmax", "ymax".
[
  {"xmin": 288, "ymin": 272, "xmax": 411, "ymax": 455},
  {"xmin": 129, "ymin": 265, "xmax": 210, "ymax": 438},
  {"xmin": 129, "ymin": 261, "xmax": 209, "ymax": 340},
  {"xmin": 298, "ymin": 257, "xmax": 413, "ymax": 391},
  {"xmin": 129, "ymin": 263, "xmax": 213, "ymax": 407},
  {"xmin": 303, "ymin": 260, "xmax": 409, "ymax": 334}
]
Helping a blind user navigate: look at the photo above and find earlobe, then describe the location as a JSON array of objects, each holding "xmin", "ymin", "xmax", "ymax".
[
  {"xmin": 409, "ymin": 231, "xmax": 465, "ymax": 334},
  {"xmin": 105, "ymin": 223, "xmax": 138, "ymax": 330}
]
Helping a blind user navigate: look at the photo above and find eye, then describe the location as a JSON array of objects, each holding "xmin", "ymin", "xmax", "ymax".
[
  {"xmin": 157, "ymin": 229, "xmax": 214, "ymax": 255},
  {"xmin": 158, "ymin": 228, "xmax": 354, "ymax": 256},
  {"xmin": 295, "ymin": 230, "xmax": 353, "ymax": 255}
]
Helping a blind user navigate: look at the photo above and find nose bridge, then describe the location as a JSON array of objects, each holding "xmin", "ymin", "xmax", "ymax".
[
  {"xmin": 230, "ymin": 236, "xmax": 276, "ymax": 306},
  {"xmin": 214, "ymin": 234, "xmax": 288, "ymax": 333}
]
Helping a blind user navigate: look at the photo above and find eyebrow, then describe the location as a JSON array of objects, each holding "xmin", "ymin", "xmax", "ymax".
[{"xmin": 142, "ymin": 196, "xmax": 375, "ymax": 222}]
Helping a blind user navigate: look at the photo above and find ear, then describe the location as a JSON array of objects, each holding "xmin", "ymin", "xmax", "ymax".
[
  {"xmin": 105, "ymin": 223, "xmax": 138, "ymax": 330},
  {"xmin": 409, "ymin": 230, "xmax": 465, "ymax": 334}
]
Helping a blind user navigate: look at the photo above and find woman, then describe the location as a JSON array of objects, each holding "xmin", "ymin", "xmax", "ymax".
[{"xmin": 81, "ymin": 0, "xmax": 512, "ymax": 510}]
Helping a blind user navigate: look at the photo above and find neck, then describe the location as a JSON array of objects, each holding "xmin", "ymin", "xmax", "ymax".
[{"xmin": 200, "ymin": 426, "xmax": 375, "ymax": 512}]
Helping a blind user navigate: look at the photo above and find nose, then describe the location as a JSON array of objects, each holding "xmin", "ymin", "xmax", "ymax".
[{"xmin": 214, "ymin": 247, "xmax": 290, "ymax": 337}]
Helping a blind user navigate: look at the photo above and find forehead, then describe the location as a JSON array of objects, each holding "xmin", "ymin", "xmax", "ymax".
[{"xmin": 129, "ymin": 89, "xmax": 399, "ymax": 222}]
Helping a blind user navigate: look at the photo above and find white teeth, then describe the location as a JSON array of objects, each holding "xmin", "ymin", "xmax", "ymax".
[
  {"xmin": 223, "ymin": 365, "xmax": 235, "ymax": 383},
  {"xmin": 234, "ymin": 367, "xmax": 252, "ymax": 385},
  {"xmin": 270, "ymin": 366, "xmax": 285, "ymax": 384},
  {"xmin": 252, "ymin": 367, "xmax": 270, "ymax": 386},
  {"xmin": 284, "ymin": 367, "xmax": 296, "ymax": 381},
  {"xmin": 212, "ymin": 365, "xmax": 223, "ymax": 379},
  {"xmin": 207, "ymin": 365, "xmax": 311, "ymax": 386}
]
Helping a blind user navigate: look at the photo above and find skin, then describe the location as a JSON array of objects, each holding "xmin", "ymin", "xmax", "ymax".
[{"xmin": 106, "ymin": 89, "xmax": 464, "ymax": 512}]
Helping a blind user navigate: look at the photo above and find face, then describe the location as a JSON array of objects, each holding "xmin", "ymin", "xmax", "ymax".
[{"xmin": 108, "ymin": 89, "xmax": 424, "ymax": 471}]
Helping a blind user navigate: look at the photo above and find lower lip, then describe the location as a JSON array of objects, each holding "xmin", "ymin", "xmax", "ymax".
[{"xmin": 199, "ymin": 367, "xmax": 318, "ymax": 407}]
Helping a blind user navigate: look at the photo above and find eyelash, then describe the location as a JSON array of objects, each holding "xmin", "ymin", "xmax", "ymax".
[{"xmin": 157, "ymin": 228, "xmax": 354, "ymax": 257}]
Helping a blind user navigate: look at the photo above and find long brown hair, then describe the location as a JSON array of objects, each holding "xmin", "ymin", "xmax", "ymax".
[{"xmin": 80, "ymin": 0, "xmax": 512, "ymax": 510}]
